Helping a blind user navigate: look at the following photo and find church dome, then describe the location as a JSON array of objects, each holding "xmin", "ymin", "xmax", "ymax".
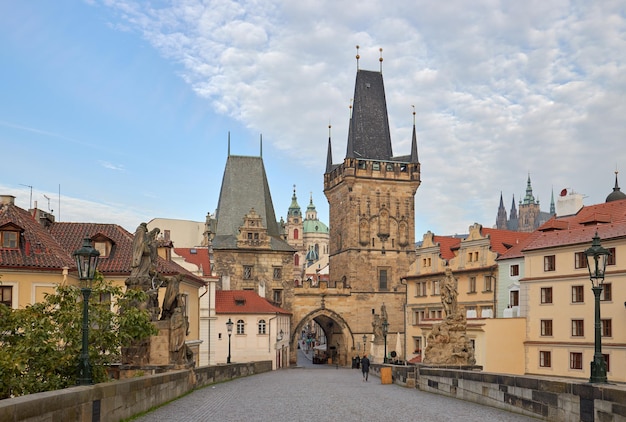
[
  {"xmin": 303, "ymin": 219, "xmax": 329, "ymax": 234},
  {"xmin": 606, "ymin": 172, "xmax": 626, "ymax": 202}
]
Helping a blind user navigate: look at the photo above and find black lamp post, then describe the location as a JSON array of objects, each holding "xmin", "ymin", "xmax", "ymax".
[
  {"xmin": 382, "ymin": 319, "xmax": 389, "ymax": 363},
  {"xmin": 226, "ymin": 318, "xmax": 234, "ymax": 364},
  {"xmin": 585, "ymin": 231, "xmax": 610, "ymax": 383},
  {"xmin": 73, "ymin": 236, "xmax": 100, "ymax": 385}
]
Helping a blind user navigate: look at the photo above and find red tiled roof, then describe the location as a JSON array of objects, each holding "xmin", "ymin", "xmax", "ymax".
[
  {"xmin": 0, "ymin": 200, "xmax": 204, "ymax": 286},
  {"xmin": 480, "ymin": 228, "xmax": 531, "ymax": 256},
  {"xmin": 215, "ymin": 290, "xmax": 291, "ymax": 315},
  {"xmin": 524, "ymin": 199, "xmax": 626, "ymax": 251},
  {"xmin": 0, "ymin": 203, "xmax": 74, "ymax": 269},
  {"xmin": 433, "ymin": 236, "xmax": 461, "ymax": 260},
  {"xmin": 51, "ymin": 222, "xmax": 205, "ymax": 286},
  {"xmin": 174, "ymin": 247, "xmax": 212, "ymax": 276}
]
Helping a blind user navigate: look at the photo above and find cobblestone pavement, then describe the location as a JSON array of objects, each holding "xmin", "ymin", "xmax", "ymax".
[{"xmin": 131, "ymin": 347, "xmax": 538, "ymax": 422}]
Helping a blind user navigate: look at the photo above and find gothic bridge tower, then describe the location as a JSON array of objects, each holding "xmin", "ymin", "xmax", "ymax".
[{"xmin": 291, "ymin": 50, "xmax": 421, "ymax": 365}]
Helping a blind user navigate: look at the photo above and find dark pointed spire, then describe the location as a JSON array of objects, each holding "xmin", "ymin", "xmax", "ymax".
[
  {"xmin": 260, "ymin": 134, "xmax": 263, "ymax": 157},
  {"xmin": 523, "ymin": 173, "xmax": 536, "ymax": 205},
  {"xmin": 410, "ymin": 105, "xmax": 419, "ymax": 164},
  {"xmin": 288, "ymin": 185, "xmax": 301, "ymax": 217},
  {"xmin": 510, "ymin": 194, "xmax": 518, "ymax": 220},
  {"xmin": 325, "ymin": 124, "xmax": 334, "ymax": 173},
  {"xmin": 496, "ymin": 191, "xmax": 507, "ymax": 229},
  {"xmin": 550, "ymin": 188, "xmax": 556, "ymax": 214}
]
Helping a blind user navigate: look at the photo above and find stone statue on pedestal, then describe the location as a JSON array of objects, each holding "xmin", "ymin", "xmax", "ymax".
[{"xmin": 423, "ymin": 267, "xmax": 476, "ymax": 366}]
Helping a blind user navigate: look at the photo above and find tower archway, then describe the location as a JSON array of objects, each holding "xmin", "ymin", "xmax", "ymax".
[{"xmin": 291, "ymin": 308, "xmax": 357, "ymax": 366}]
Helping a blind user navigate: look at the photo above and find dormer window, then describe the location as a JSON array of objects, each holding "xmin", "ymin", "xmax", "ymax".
[{"xmin": 1, "ymin": 230, "xmax": 18, "ymax": 248}]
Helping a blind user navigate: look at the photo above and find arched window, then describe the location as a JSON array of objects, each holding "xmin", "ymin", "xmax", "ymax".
[
  {"xmin": 237, "ymin": 319, "xmax": 245, "ymax": 335},
  {"xmin": 315, "ymin": 243, "xmax": 319, "ymax": 255},
  {"xmin": 294, "ymin": 254, "xmax": 300, "ymax": 266},
  {"xmin": 293, "ymin": 228, "xmax": 299, "ymax": 240},
  {"xmin": 258, "ymin": 319, "xmax": 266, "ymax": 334}
]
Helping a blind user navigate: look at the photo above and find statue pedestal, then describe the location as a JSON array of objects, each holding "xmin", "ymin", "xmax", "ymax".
[{"xmin": 423, "ymin": 313, "xmax": 476, "ymax": 366}]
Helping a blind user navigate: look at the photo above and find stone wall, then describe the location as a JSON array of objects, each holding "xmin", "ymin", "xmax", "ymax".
[
  {"xmin": 416, "ymin": 366, "xmax": 626, "ymax": 422},
  {"xmin": 0, "ymin": 361, "xmax": 272, "ymax": 422}
]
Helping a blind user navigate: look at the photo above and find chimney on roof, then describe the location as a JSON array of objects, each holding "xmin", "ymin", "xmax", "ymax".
[
  {"xmin": 1, "ymin": 195, "xmax": 16, "ymax": 206},
  {"xmin": 556, "ymin": 189, "xmax": 584, "ymax": 216}
]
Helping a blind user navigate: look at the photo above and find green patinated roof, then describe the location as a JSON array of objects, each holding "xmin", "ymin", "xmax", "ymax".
[{"xmin": 303, "ymin": 219, "xmax": 328, "ymax": 233}]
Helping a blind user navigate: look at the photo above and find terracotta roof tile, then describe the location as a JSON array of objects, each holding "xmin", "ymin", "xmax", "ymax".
[
  {"xmin": 215, "ymin": 290, "xmax": 291, "ymax": 315},
  {"xmin": 480, "ymin": 228, "xmax": 531, "ymax": 256},
  {"xmin": 432, "ymin": 236, "xmax": 461, "ymax": 260},
  {"xmin": 0, "ymin": 204, "xmax": 74, "ymax": 269},
  {"xmin": 174, "ymin": 247, "xmax": 211, "ymax": 276}
]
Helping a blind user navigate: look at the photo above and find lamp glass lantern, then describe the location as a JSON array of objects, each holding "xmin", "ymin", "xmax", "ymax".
[
  {"xmin": 584, "ymin": 231, "xmax": 610, "ymax": 383},
  {"xmin": 72, "ymin": 236, "xmax": 100, "ymax": 385}
]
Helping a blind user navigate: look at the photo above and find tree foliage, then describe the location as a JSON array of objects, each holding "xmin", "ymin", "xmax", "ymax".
[{"xmin": 0, "ymin": 274, "xmax": 157, "ymax": 399}]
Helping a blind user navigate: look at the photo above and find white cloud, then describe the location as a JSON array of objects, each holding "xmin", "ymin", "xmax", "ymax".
[{"xmin": 94, "ymin": 0, "xmax": 626, "ymax": 236}]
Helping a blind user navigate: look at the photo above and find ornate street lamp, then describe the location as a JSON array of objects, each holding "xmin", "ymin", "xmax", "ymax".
[
  {"xmin": 362, "ymin": 334, "xmax": 367, "ymax": 355},
  {"xmin": 585, "ymin": 231, "xmax": 610, "ymax": 383},
  {"xmin": 226, "ymin": 318, "xmax": 234, "ymax": 364},
  {"xmin": 382, "ymin": 319, "xmax": 389, "ymax": 363},
  {"xmin": 73, "ymin": 236, "xmax": 100, "ymax": 385}
]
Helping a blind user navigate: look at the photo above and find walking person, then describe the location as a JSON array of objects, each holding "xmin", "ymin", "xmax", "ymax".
[{"xmin": 361, "ymin": 354, "xmax": 370, "ymax": 382}]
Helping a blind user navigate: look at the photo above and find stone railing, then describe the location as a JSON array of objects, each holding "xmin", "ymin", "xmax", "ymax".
[
  {"xmin": 0, "ymin": 361, "xmax": 272, "ymax": 422},
  {"xmin": 416, "ymin": 366, "xmax": 626, "ymax": 422}
]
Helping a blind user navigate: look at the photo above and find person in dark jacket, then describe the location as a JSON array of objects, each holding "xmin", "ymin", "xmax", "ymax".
[{"xmin": 360, "ymin": 355, "xmax": 370, "ymax": 382}]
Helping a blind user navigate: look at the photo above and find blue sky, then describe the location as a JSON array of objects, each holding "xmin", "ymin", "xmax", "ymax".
[{"xmin": 1, "ymin": 1, "xmax": 625, "ymax": 241}]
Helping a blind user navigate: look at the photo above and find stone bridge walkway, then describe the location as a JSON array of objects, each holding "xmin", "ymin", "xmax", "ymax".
[{"xmin": 131, "ymin": 348, "xmax": 538, "ymax": 422}]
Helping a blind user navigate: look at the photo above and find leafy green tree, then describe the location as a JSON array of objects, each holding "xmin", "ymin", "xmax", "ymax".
[{"xmin": 0, "ymin": 273, "xmax": 157, "ymax": 399}]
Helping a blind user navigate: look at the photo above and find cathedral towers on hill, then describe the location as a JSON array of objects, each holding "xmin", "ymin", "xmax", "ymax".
[{"xmin": 496, "ymin": 175, "xmax": 554, "ymax": 232}]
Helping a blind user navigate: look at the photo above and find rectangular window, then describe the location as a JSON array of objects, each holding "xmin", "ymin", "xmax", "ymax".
[
  {"xmin": 571, "ymin": 285, "xmax": 584, "ymax": 303},
  {"xmin": 541, "ymin": 319, "xmax": 553, "ymax": 336},
  {"xmin": 510, "ymin": 264, "xmax": 520, "ymax": 276},
  {"xmin": 574, "ymin": 252, "xmax": 587, "ymax": 269},
  {"xmin": 273, "ymin": 290, "xmax": 282, "ymax": 304},
  {"xmin": 1, "ymin": 231, "xmax": 18, "ymax": 248},
  {"xmin": 607, "ymin": 247, "xmax": 616, "ymax": 266},
  {"xmin": 412, "ymin": 309, "xmax": 425, "ymax": 325},
  {"xmin": 541, "ymin": 287, "xmax": 553, "ymax": 304},
  {"xmin": 468, "ymin": 277, "xmax": 476, "ymax": 293},
  {"xmin": 481, "ymin": 306, "xmax": 493, "ymax": 318},
  {"xmin": 539, "ymin": 351, "xmax": 551, "ymax": 368},
  {"xmin": 468, "ymin": 252, "xmax": 473, "ymax": 262},
  {"xmin": 236, "ymin": 319, "xmax": 245, "ymax": 335},
  {"xmin": 379, "ymin": 269, "xmax": 388, "ymax": 290},
  {"xmin": 273, "ymin": 267, "xmax": 282, "ymax": 280},
  {"xmin": 510, "ymin": 290, "xmax": 520, "ymax": 307},
  {"xmin": 602, "ymin": 319, "xmax": 612, "ymax": 337},
  {"xmin": 422, "ymin": 257, "xmax": 432, "ymax": 268},
  {"xmin": 243, "ymin": 265, "xmax": 253, "ymax": 279},
  {"xmin": 483, "ymin": 276, "xmax": 492, "ymax": 292},
  {"xmin": 428, "ymin": 309, "xmax": 442, "ymax": 319},
  {"xmin": 571, "ymin": 319, "xmax": 584, "ymax": 337},
  {"xmin": 258, "ymin": 319, "xmax": 266, "ymax": 334},
  {"xmin": 544, "ymin": 255, "xmax": 556, "ymax": 272},
  {"xmin": 415, "ymin": 282, "xmax": 427, "ymax": 297},
  {"xmin": 570, "ymin": 352, "xmax": 583, "ymax": 369},
  {"xmin": 0, "ymin": 286, "xmax": 12, "ymax": 307},
  {"xmin": 603, "ymin": 354, "xmax": 610, "ymax": 372},
  {"xmin": 432, "ymin": 280, "xmax": 440, "ymax": 295},
  {"xmin": 600, "ymin": 283, "xmax": 612, "ymax": 301}
]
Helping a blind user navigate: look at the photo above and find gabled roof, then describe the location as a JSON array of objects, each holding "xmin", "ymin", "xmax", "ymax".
[
  {"xmin": 524, "ymin": 199, "xmax": 626, "ymax": 251},
  {"xmin": 0, "ymin": 202, "xmax": 74, "ymax": 269},
  {"xmin": 432, "ymin": 235, "xmax": 462, "ymax": 260},
  {"xmin": 480, "ymin": 228, "xmax": 531, "ymax": 256},
  {"xmin": 215, "ymin": 290, "xmax": 291, "ymax": 315},
  {"xmin": 51, "ymin": 222, "xmax": 205, "ymax": 286}
]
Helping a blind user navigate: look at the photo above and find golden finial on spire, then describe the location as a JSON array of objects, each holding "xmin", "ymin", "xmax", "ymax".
[
  {"xmin": 379, "ymin": 47, "xmax": 383, "ymax": 72},
  {"xmin": 356, "ymin": 45, "xmax": 360, "ymax": 70}
]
